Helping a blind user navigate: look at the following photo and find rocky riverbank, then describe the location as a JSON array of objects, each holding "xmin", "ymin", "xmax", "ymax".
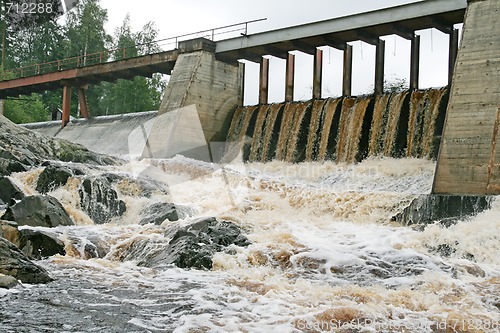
[{"xmin": 0, "ymin": 116, "xmax": 250, "ymax": 288}]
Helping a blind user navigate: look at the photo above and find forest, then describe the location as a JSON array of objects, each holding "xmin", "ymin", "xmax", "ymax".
[{"xmin": 0, "ymin": 0, "xmax": 166, "ymax": 123}]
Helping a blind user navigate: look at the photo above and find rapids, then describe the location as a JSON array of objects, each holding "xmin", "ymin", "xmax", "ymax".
[{"xmin": 1, "ymin": 155, "xmax": 499, "ymax": 332}]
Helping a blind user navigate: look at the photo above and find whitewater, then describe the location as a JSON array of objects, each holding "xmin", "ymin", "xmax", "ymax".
[{"xmin": 1, "ymin": 154, "xmax": 499, "ymax": 333}]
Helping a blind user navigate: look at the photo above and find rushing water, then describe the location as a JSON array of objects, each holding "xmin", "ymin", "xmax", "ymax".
[
  {"xmin": 1, "ymin": 155, "xmax": 499, "ymax": 332},
  {"xmin": 230, "ymin": 89, "xmax": 448, "ymax": 163}
]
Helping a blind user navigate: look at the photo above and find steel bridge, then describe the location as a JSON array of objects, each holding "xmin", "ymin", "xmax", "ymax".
[{"xmin": 0, "ymin": 0, "xmax": 466, "ymax": 126}]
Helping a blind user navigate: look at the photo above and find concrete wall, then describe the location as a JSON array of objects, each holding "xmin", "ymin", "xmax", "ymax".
[
  {"xmin": 159, "ymin": 39, "xmax": 243, "ymax": 143},
  {"xmin": 433, "ymin": 0, "xmax": 500, "ymax": 195},
  {"xmin": 23, "ymin": 112, "xmax": 158, "ymax": 159}
]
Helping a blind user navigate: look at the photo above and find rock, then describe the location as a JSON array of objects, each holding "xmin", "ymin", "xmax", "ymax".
[
  {"xmin": 0, "ymin": 237, "xmax": 53, "ymax": 284},
  {"xmin": 0, "ymin": 116, "xmax": 120, "ymax": 167},
  {"xmin": 0, "ymin": 273, "xmax": 19, "ymax": 289},
  {"xmin": 392, "ymin": 195, "xmax": 493, "ymax": 225},
  {"xmin": 35, "ymin": 165, "xmax": 82, "ymax": 194},
  {"xmin": 1, "ymin": 195, "xmax": 74, "ymax": 228},
  {"xmin": 0, "ymin": 176, "xmax": 25, "ymax": 205},
  {"xmin": 19, "ymin": 229, "xmax": 66, "ymax": 260},
  {"xmin": 0, "ymin": 157, "xmax": 27, "ymax": 176},
  {"xmin": 79, "ymin": 177, "xmax": 126, "ymax": 224},
  {"xmin": 145, "ymin": 217, "xmax": 250, "ymax": 270},
  {"xmin": 139, "ymin": 203, "xmax": 194, "ymax": 225},
  {"xmin": 0, "ymin": 220, "xmax": 21, "ymax": 248}
]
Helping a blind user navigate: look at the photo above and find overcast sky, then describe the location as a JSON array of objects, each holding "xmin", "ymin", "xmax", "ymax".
[{"xmin": 100, "ymin": 0, "xmax": 461, "ymax": 104}]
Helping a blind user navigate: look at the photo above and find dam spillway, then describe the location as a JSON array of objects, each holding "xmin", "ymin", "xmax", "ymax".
[{"xmin": 228, "ymin": 88, "xmax": 449, "ymax": 163}]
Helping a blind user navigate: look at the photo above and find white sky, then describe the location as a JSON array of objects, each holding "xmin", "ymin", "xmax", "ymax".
[{"xmin": 99, "ymin": 0, "xmax": 461, "ymax": 104}]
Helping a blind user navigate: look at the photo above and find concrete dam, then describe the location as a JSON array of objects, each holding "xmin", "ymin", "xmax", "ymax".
[
  {"xmin": 24, "ymin": 87, "xmax": 449, "ymax": 166},
  {"xmin": 4, "ymin": 0, "xmax": 499, "ymax": 197}
]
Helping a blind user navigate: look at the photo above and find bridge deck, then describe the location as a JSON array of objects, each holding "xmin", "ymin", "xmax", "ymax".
[
  {"xmin": 215, "ymin": 0, "xmax": 467, "ymax": 62},
  {"xmin": 0, "ymin": 50, "xmax": 178, "ymax": 98},
  {"xmin": 0, "ymin": 0, "xmax": 467, "ymax": 98}
]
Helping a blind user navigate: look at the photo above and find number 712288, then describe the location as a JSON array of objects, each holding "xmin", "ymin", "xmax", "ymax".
[{"xmin": 6, "ymin": 2, "xmax": 54, "ymax": 15}]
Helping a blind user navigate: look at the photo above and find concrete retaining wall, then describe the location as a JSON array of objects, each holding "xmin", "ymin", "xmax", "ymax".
[
  {"xmin": 159, "ymin": 39, "xmax": 243, "ymax": 143},
  {"xmin": 433, "ymin": 0, "xmax": 500, "ymax": 195}
]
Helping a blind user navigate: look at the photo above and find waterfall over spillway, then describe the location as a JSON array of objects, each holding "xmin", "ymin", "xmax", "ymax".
[{"xmin": 228, "ymin": 88, "xmax": 449, "ymax": 163}]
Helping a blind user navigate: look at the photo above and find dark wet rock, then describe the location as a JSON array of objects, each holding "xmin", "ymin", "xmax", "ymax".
[
  {"xmin": 0, "ymin": 220, "xmax": 21, "ymax": 248},
  {"xmin": 19, "ymin": 229, "xmax": 65, "ymax": 260},
  {"xmin": 79, "ymin": 177, "xmax": 126, "ymax": 224},
  {"xmin": 392, "ymin": 194, "xmax": 493, "ymax": 225},
  {"xmin": 146, "ymin": 217, "xmax": 250, "ymax": 270},
  {"xmin": 0, "ymin": 115, "xmax": 121, "ymax": 167},
  {"xmin": 0, "ymin": 176, "xmax": 25, "ymax": 205},
  {"xmin": 36, "ymin": 165, "xmax": 83, "ymax": 194},
  {"xmin": 83, "ymin": 243, "xmax": 99, "ymax": 259},
  {"xmin": 1, "ymin": 195, "xmax": 74, "ymax": 228},
  {"xmin": 429, "ymin": 243, "xmax": 458, "ymax": 257},
  {"xmin": 0, "ymin": 237, "xmax": 53, "ymax": 284},
  {"xmin": 0, "ymin": 273, "xmax": 19, "ymax": 288},
  {"xmin": 108, "ymin": 173, "xmax": 169, "ymax": 198},
  {"xmin": 139, "ymin": 203, "xmax": 194, "ymax": 225},
  {"xmin": 0, "ymin": 157, "xmax": 27, "ymax": 176}
]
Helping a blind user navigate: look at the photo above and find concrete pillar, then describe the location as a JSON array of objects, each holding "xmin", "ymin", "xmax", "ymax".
[
  {"xmin": 313, "ymin": 48, "xmax": 323, "ymax": 99},
  {"xmin": 158, "ymin": 38, "xmax": 244, "ymax": 143},
  {"xmin": 77, "ymin": 87, "xmax": 90, "ymax": 119},
  {"xmin": 62, "ymin": 85, "xmax": 72, "ymax": 128},
  {"xmin": 448, "ymin": 28, "xmax": 459, "ymax": 86},
  {"xmin": 433, "ymin": 0, "xmax": 500, "ymax": 194},
  {"xmin": 259, "ymin": 57, "xmax": 269, "ymax": 105},
  {"xmin": 285, "ymin": 53, "xmax": 295, "ymax": 102},
  {"xmin": 410, "ymin": 35, "xmax": 420, "ymax": 90},
  {"xmin": 343, "ymin": 44, "xmax": 353, "ymax": 97},
  {"xmin": 374, "ymin": 39, "xmax": 385, "ymax": 95}
]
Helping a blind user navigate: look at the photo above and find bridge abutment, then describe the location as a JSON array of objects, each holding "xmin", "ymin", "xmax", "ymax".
[
  {"xmin": 158, "ymin": 38, "xmax": 243, "ymax": 143},
  {"xmin": 433, "ymin": 0, "xmax": 500, "ymax": 195}
]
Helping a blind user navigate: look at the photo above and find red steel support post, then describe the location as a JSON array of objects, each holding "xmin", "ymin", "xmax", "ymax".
[
  {"xmin": 259, "ymin": 57, "xmax": 269, "ymax": 105},
  {"xmin": 62, "ymin": 85, "xmax": 72, "ymax": 128},
  {"xmin": 285, "ymin": 53, "xmax": 295, "ymax": 102},
  {"xmin": 313, "ymin": 48, "xmax": 323, "ymax": 99},
  {"xmin": 77, "ymin": 87, "xmax": 90, "ymax": 119}
]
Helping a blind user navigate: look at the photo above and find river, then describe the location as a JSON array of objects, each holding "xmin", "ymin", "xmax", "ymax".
[{"xmin": 1, "ymin": 155, "xmax": 499, "ymax": 332}]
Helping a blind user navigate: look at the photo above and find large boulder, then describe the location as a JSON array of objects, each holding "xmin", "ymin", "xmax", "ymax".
[
  {"xmin": 0, "ymin": 157, "xmax": 27, "ymax": 176},
  {"xmin": 0, "ymin": 220, "xmax": 21, "ymax": 248},
  {"xmin": 392, "ymin": 195, "xmax": 494, "ymax": 226},
  {"xmin": 145, "ymin": 217, "xmax": 250, "ymax": 270},
  {"xmin": 79, "ymin": 176, "xmax": 126, "ymax": 224},
  {"xmin": 139, "ymin": 202, "xmax": 194, "ymax": 225},
  {"xmin": 19, "ymin": 229, "xmax": 66, "ymax": 260},
  {"xmin": 0, "ymin": 273, "xmax": 19, "ymax": 288},
  {"xmin": 0, "ymin": 116, "xmax": 121, "ymax": 167},
  {"xmin": 0, "ymin": 176, "xmax": 25, "ymax": 205},
  {"xmin": 35, "ymin": 164, "xmax": 83, "ymax": 194},
  {"xmin": 1, "ymin": 195, "xmax": 74, "ymax": 227},
  {"xmin": 0, "ymin": 237, "xmax": 53, "ymax": 284}
]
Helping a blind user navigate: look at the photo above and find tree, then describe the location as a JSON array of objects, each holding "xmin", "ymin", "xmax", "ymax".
[
  {"xmin": 3, "ymin": 95, "xmax": 49, "ymax": 123},
  {"xmin": 62, "ymin": 0, "xmax": 112, "ymax": 116},
  {"xmin": 97, "ymin": 16, "xmax": 166, "ymax": 115}
]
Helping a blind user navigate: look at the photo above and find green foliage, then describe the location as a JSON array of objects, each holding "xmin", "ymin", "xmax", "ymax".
[
  {"xmin": 3, "ymin": 95, "xmax": 49, "ymax": 124},
  {"xmin": 2, "ymin": 0, "xmax": 167, "ymax": 122},
  {"xmin": 95, "ymin": 16, "xmax": 165, "ymax": 115}
]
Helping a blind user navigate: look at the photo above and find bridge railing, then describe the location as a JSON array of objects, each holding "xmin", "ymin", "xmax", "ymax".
[{"xmin": 0, "ymin": 18, "xmax": 266, "ymax": 81}]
